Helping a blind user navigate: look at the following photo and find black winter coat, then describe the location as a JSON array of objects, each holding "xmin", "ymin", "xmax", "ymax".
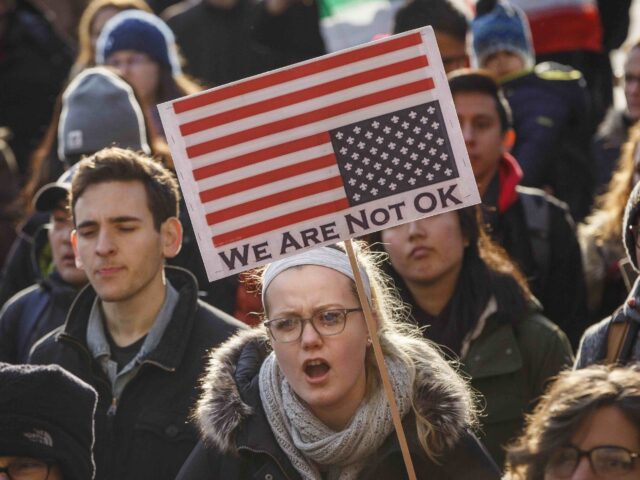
[
  {"xmin": 29, "ymin": 267, "xmax": 246, "ymax": 480},
  {"xmin": 176, "ymin": 329, "xmax": 501, "ymax": 480},
  {"xmin": 0, "ymin": 269, "xmax": 80, "ymax": 363}
]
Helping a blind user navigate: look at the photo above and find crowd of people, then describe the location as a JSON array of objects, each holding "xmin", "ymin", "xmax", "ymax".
[{"xmin": 1, "ymin": 0, "xmax": 640, "ymax": 479}]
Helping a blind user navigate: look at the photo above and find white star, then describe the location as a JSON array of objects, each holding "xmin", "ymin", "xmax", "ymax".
[
  {"xmin": 400, "ymin": 146, "xmax": 408, "ymax": 155},
  {"xmin": 445, "ymin": 168, "xmax": 452, "ymax": 176},
  {"xmin": 378, "ymin": 178, "xmax": 386, "ymax": 185},
  {"xmin": 414, "ymin": 168, "xmax": 422, "ymax": 175},
  {"xmin": 366, "ymin": 172, "xmax": 374, "ymax": 180},
  {"xmin": 365, "ymin": 131, "xmax": 373, "ymax": 139},
  {"xmin": 427, "ymin": 173, "xmax": 434, "ymax": 181},
  {"xmin": 370, "ymin": 147, "xmax": 378, "ymax": 155},
  {"xmin": 420, "ymin": 116, "xmax": 428, "ymax": 124},
  {"xmin": 406, "ymin": 137, "xmax": 414, "ymax": 145},
  {"xmin": 413, "ymin": 127, "xmax": 422, "ymax": 134},
  {"xmin": 344, "ymin": 162, "xmax": 352, "ymax": 170},
  {"xmin": 427, "ymin": 106, "xmax": 435, "ymax": 114},
  {"xmin": 374, "ymin": 162, "xmax": 382, "ymax": 170},
  {"xmin": 436, "ymin": 138, "xmax": 444, "ymax": 146},
  {"xmin": 383, "ymin": 126, "xmax": 391, "ymax": 134},
  {"xmin": 351, "ymin": 152, "xmax": 359, "ymax": 160},
  {"xmin": 396, "ymin": 173, "xmax": 404, "ymax": 180},
  {"xmin": 376, "ymin": 136, "xmax": 384, "ymax": 144},
  {"xmin": 392, "ymin": 157, "xmax": 400, "ymax": 165},
  {"xmin": 359, "ymin": 183, "xmax": 368, "ymax": 191},
  {"xmin": 340, "ymin": 147, "xmax": 348, "ymax": 155},
  {"xmin": 425, "ymin": 132, "xmax": 433, "ymax": 140},
  {"xmin": 357, "ymin": 141, "xmax": 365, "ymax": 149},
  {"xmin": 409, "ymin": 111, "xmax": 417, "ymax": 119},
  {"xmin": 433, "ymin": 163, "xmax": 441, "ymax": 171},
  {"xmin": 385, "ymin": 167, "xmax": 393, "ymax": 175},
  {"xmin": 353, "ymin": 126, "xmax": 361, "ymax": 134},
  {"xmin": 440, "ymin": 153, "xmax": 448, "ymax": 161},
  {"xmin": 335, "ymin": 131, "xmax": 344, "ymax": 139},
  {"xmin": 371, "ymin": 121, "xmax": 380, "ymax": 128},
  {"xmin": 431, "ymin": 121, "xmax": 440, "ymax": 129},
  {"xmin": 404, "ymin": 162, "xmax": 412, "ymax": 170},
  {"xmin": 408, "ymin": 177, "xmax": 416, "ymax": 185},
  {"xmin": 380, "ymin": 152, "xmax": 389, "ymax": 160},
  {"xmin": 390, "ymin": 183, "xmax": 397, "ymax": 191},
  {"xmin": 410, "ymin": 153, "xmax": 418, "ymax": 160},
  {"xmin": 422, "ymin": 158, "xmax": 430, "ymax": 166},
  {"xmin": 348, "ymin": 178, "xmax": 356, "ymax": 186},
  {"xmin": 401, "ymin": 121, "xmax": 410, "ymax": 129},
  {"xmin": 391, "ymin": 116, "xmax": 399, "ymax": 123},
  {"xmin": 371, "ymin": 188, "xmax": 379, "ymax": 196},
  {"xmin": 356, "ymin": 167, "xmax": 363, "ymax": 175},
  {"xmin": 418, "ymin": 142, "xmax": 426, "ymax": 150},
  {"xmin": 388, "ymin": 142, "xmax": 396, "ymax": 150},
  {"xmin": 353, "ymin": 193, "xmax": 360, "ymax": 201},
  {"xmin": 395, "ymin": 131, "xmax": 404, "ymax": 139},
  {"xmin": 347, "ymin": 136, "xmax": 354, "ymax": 144},
  {"xmin": 362, "ymin": 157, "xmax": 371, "ymax": 165},
  {"xmin": 429, "ymin": 148, "xmax": 437, "ymax": 156}
]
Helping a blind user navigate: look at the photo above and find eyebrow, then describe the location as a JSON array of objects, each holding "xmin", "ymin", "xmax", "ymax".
[{"xmin": 76, "ymin": 216, "xmax": 142, "ymax": 229}]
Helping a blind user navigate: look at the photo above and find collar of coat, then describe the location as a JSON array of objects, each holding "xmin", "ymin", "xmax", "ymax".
[{"xmin": 194, "ymin": 327, "xmax": 475, "ymax": 457}]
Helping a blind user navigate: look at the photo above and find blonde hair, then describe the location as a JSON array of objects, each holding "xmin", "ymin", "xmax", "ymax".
[
  {"xmin": 506, "ymin": 365, "xmax": 640, "ymax": 480},
  {"xmin": 582, "ymin": 121, "xmax": 640, "ymax": 244},
  {"xmin": 259, "ymin": 241, "xmax": 478, "ymax": 461}
]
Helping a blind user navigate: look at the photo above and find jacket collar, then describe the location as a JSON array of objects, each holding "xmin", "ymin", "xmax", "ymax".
[
  {"xmin": 195, "ymin": 328, "xmax": 474, "ymax": 460},
  {"xmin": 495, "ymin": 152, "xmax": 523, "ymax": 213},
  {"xmin": 58, "ymin": 265, "xmax": 200, "ymax": 371}
]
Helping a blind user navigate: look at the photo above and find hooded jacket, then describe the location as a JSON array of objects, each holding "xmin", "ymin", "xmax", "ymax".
[
  {"xmin": 176, "ymin": 329, "xmax": 501, "ymax": 480},
  {"xmin": 485, "ymin": 153, "xmax": 589, "ymax": 348},
  {"xmin": 29, "ymin": 266, "xmax": 245, "ymax": 480}
]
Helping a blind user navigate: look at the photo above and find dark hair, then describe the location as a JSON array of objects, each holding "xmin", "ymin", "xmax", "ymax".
[
  {"xmin": 506, "ymin": 365, "xmax": 640, "ymax": 480},
  {"xmin": 448, "ymin": 68, "xmax": 513, "ymax": 132},
  {"xmin": 70, "ymin": 147, "xmax": 180, "ymax": 230},
  {"xmin": 393, "ymin": 0, "xmax": 469, "ymax": 41}
]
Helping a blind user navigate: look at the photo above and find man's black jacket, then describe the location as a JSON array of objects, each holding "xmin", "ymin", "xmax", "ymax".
[{"xmin": 30, "ymin": 266, "xmax": 246, "ymax": 480}]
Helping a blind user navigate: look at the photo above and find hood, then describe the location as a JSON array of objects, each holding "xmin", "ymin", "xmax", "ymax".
[
  {"xmin": 498, "ymin": 152, "xmax": 523, "ymax": 213},
  {"xmin": 195, "ymin": 328, "xmax": 475, "ymax": 455}
]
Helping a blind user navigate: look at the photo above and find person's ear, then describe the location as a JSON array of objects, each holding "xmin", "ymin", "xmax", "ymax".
[
  {"xmin": 502, "ymin": 128, "xmax": 516, "ymax": 152},
  {"xmin": 71, "ymin": 230, "xmax": 84, "ymax": 269},
  {"xmin": 160, "ymin": 217, "xmax": 183, "ymax": 258}
]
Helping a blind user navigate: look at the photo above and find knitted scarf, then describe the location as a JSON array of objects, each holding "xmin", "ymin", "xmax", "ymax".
[{"xmin": 259, "ymin": 352, "xmax": 412, "ymax": 480}]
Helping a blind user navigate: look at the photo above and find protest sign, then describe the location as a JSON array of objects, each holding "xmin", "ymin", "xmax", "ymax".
[{"xmin": 158, "ymin": 26, "xmax": 480, "ymax": 282}]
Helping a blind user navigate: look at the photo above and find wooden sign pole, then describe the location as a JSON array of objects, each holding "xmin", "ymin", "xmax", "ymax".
[{"xmin": 344, "ymin": 239, "xmax": 417, "ymax": 480}]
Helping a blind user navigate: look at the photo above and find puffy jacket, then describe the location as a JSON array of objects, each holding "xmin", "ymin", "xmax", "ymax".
[
  {"xmin": 176, "ymin": 329, "xmax": 501, "ymax": 480},
  {"xmin": 29, "ymin": 266, "xmax": 246, "ymax": 480},
  {"xmin": 0, "ymin": 269, "xmax": 81, "ymax": 363}
]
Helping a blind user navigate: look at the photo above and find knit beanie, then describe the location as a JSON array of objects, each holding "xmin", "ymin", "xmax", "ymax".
[
  {"xmin": 470, "ymin": 0, "xmax": 534, "ymax": 69},
  {"xmin": 95, "ymin": 9, "xmax": 182, "ymax": 76},
  {"xmin": 0, "ymin": 363, "xmax": 97, "ymax": 480},
  {"xmin": 58, "ymin": 66, "xmax": 151, "ymax": 163},
  {"xmin": 623, "ymin": 180, "xmax": 640, "ymax": 272}
]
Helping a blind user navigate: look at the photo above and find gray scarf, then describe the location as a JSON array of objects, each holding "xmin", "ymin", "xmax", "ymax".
[{"xmin": 259, "ymin": 352, "xmax": 412, "ymax": 480}]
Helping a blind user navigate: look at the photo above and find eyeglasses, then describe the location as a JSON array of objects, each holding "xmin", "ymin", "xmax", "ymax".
[
  {"xmin": 0, "ymin": 459, "xmax": 52, "ymax": 480},
  {"xmin": 546, "ymin": 445, "xmax": 639, "ymax": 477},
  {"xmin": 628, "ymin": 225, "xmax": 640, "ymax": 248},
  {"xmin": 264, "ymin": 308, "xmax": 363, "ymax": 343}
]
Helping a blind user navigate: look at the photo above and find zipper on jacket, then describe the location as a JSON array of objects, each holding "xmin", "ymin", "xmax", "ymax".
[{"xmin": 238, "ymin": 446, "xmax": 294, "ymax": 480}]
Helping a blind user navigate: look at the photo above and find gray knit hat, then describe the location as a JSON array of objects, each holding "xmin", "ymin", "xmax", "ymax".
[
  {"xmin": 58, "ymin": 66, "xmax": 151, "ymax": 163},
  {"xmin": 623, "ymin": 180, "xmax": 640, "ymax": 271},
  {"xmin": 0, "ymin": 363, "xmax": 97, "ymax": 480}
]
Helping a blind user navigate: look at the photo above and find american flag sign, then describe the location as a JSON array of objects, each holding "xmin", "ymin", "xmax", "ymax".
[{"xmin": 159, "ymin": 27, "xmax": 480, "ymax": 281}]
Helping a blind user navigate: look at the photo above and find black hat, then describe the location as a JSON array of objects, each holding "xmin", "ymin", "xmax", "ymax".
[
  {"xmin": 0, "ymin": 363, "xmax": 97, "ymax": 480},
  {"xmin": 32, "ymin": 165, "xmax": 77, "ymax": 213}
]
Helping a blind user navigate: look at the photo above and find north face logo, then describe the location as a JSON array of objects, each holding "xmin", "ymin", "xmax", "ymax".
[{"xmin": 23, "ymin": 429, "xmax": 53, "ymax": 447}]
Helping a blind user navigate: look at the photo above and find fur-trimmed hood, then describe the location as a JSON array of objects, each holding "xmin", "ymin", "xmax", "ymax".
[{"xmin": 194, "ymin": 328, "xmax": 476, "ymax": 456}]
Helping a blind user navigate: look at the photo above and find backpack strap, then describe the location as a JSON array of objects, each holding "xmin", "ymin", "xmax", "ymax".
[{"xmin": 516, "ymin": 187, "xmax": 551, "ymax": 286}]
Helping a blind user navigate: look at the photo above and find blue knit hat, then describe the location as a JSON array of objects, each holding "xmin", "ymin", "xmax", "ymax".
[
  {"xmin": 95, "ymin": 10, "xmax": 181, "ymax": 76},
  {"xmin": 470, "ymin": 0, "xmax": 534, "ymax": 69}
]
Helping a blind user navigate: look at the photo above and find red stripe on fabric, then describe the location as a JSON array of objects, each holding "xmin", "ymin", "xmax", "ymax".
[
  {"xmin": 206, "ymin": 176, "xmax": 344, "ymax": 224},
  {"xmin": 180, "ymin": 56, "xmax": 429, "ymax": 136},
  {"xmin": 187, "ymin": 77, "xmax": 435, "ymax": 159},
  {"xmin": 212, "ymin": 198, "xmax": 350, "ymax": 246},
  {"xmin": 173, "ymin": 33, "xmax": 424, "ymax": 114},
  {"xmin": 192, "ymin": 133, "xmax": 330, "ymax": 181},
  {"xmin": 199, "ymin": 154, "xmax": 337, "ymax": 203}
]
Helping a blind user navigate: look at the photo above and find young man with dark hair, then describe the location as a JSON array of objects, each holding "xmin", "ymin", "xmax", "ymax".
[
  {"xmin": 30, "ymin": 147, "xmax": 245, "ymax": 480},
  {"xmin": 393, "ymin": 0, "xmax": 470, "ymax": 73},
  {"xmin": 448, "ymin": 69, "xmax": 589, "ymax": 348}
]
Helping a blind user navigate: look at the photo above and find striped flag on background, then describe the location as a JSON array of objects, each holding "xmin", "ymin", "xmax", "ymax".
[{"xmin": 170, "ymin": 31, "xmax": 435, "ymax": 247}]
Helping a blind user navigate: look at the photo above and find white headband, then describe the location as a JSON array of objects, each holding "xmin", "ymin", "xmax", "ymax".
[{"xmin": 261, "ymin": 246, "xmax": 372, "ymax": 307}]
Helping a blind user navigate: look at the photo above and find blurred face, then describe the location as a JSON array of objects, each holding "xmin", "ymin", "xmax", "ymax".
[
  {"xmin": 453, "ymin": 91, "xmax": 508, "ymax": 194},
  {"xmin": 265, "ymin": 265, "xmax": 369, "ymax": 430},
  {"xmin": 544, "ymin": 406, "xmax": 640, "ymax": 480},
  {"xmin": 0, "ymin": 456, "xmax": 63, "ymax": 480},
  {"xmin": 381, "ymin": 211, "xmax": 467, "ymax": 288},
  {"xmin": 72, "ymin": 181, "xmax": 179, "ymax": 304},
  {"xmin": 106, "ymin": 50, "xmax": 160, "ymax": 103},
  {"xmin": 624, "ymin": 47, "xmax": 640, "ymax": 121},
  {"xmin": 482, "ymin": 50, "xmax": 525, "ymax": 79},
  {"xmin": 90, "ymin": 6, "xmax": 119, "ymax": 52},
  {"xmin": 435, "ymin": 31, "xmax": 468, "ymax": 73},
  {"xmin": 48, "ymin": 204, "xmax": 87, "ymax": 287}
]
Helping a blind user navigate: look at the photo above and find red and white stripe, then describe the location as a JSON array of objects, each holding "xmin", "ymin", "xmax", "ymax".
[{"xmin": 171, "ymin": 31, "xmax": 435, "ymax": 247}]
